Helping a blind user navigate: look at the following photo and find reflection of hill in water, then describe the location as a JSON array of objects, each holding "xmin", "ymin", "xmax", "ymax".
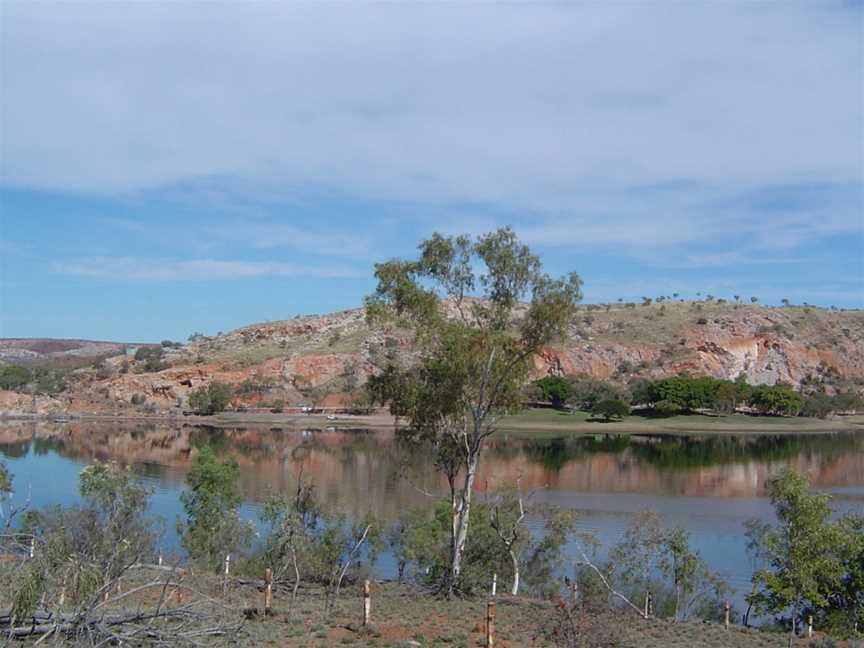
[{"xmin": 1, "ymin": 421, "xmax": 862, "ymax": 519}]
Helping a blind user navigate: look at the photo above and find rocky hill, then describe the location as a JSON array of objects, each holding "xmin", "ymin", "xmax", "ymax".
[
  {"xmin": 2, "ymin": 301, "xmax": 863, "ymax": 416},
  {"xmin": 0, "ymin": 338, "xmax": 149, "ymax": 369}
]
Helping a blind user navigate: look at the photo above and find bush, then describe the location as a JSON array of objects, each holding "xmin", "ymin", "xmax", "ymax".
[
  {"xmin": 591, "ymin": 399, "xmax": 629, "ymax": 421},
  {"xmin": 654, "ymin": 400, "xmax": 680, "ymax": 417},
  {"xmin": 179, "ymin": 447, "xmax": 252, "ymax": 570},
  {"xmin": 187, "ymin": 381, "xmax": 234, "ymax": 415},
  {"xmin": 801, "ymin": 393, "xmax": 834, "ymax": 419},
  {"xmin": 531, "ymin": 376, "xmax": 572, "ymax": 409},
  {"xmin": 133, "ymin": 346, "xmax": 168, "ymax": 372},
  {"xmin": 567, "ymin": 377, "xmax": 625, "ymax": 412},
  {"xmin": 0, "ymin": 365, "xmax": 32, "ymax": 391},
  {"xmin": 749, "ymin": 384, "xmax": 802, "ymax": 416}
]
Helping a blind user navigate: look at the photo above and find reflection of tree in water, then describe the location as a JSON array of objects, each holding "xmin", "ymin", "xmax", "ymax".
[
  {"xmin": 522, "ymin": 435, "xmax": 631, "ymax": 472},
  {"xmin": 627, "ymin": 434, "xmax": 863, "ymax": 469},
  {"xmin": 33, "ymin": 437, "xmax": 66, "ymax": 456},
  {"xmin": 0, "ymin": 440, "xmax": 30, "ymax": 459},
  {"xmin": 520, "ymin": 433, "xmax": 862, "ymax": 472},
  {"xmin": 188, "ymin": 426, "xmax": 277, "ymax": 460},
  {"xmin": 626, "ymin": 435, "xmax": 796, "ymax": 469}
]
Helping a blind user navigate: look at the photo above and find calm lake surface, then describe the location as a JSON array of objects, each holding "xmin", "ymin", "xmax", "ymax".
[{"xmin": 1, "ymin": 420, "xmax": 862, "ymax": 608}]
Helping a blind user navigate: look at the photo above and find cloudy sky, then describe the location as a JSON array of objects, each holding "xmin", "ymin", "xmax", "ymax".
[{"xmin": 1, "ymin": 2, "xmax": 862, "ymax": 341}]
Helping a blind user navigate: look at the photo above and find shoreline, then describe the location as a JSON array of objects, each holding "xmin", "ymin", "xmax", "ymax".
[{"xmin": 2, "ymin": 409, "xmax": 863, "ymax": 437}]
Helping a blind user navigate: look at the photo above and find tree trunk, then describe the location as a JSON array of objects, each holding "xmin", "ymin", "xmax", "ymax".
[
  {"xmin": 509, "ymin": 549, "xmax": 520, "ymax": 596},
  {"xmin": 450, "ymin": 445, "xmax": 480, "ymax": 591},
  {"xmin": 789, "ymin": 601, "xmax": 798, "ymax": 648}
]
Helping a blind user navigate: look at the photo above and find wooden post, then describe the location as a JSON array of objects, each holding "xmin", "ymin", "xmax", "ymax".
[
  {"xmin": 158, "ymin": 553, "xmax": 163, "ymax": 567},
  {"xmin": 486, "ymin": 600, "xmax": 496, "ymax": 648},
  {"xmin": 223, "ymin": 554, "xmax": 230, "ymax": 593},
  {"xmin": 644, "ymin": 590, "xmax": 651, "ymax": 618},
  {"xmin": 491, "ymin": 572, "xmax": 497, "ymax": 597},
  {"xmin": 264, "ymin": 568, "xmax": 273, "ymax": 614},
  {"xmin": 724, "ymin": 601, "xmax": 730, "ymax": 629},
  {"xmin": 807, "ymin": 615, "xmax": 813, "ymax": 638},
  {"xmin": 363, "ymin": 579, "xmax": 371, "ymax": 627}
]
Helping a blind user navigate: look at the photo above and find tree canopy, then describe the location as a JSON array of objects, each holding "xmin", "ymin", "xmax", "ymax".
[{"xmin": 365, "ymin": 227, "xmax": 582, "ymax": 593}]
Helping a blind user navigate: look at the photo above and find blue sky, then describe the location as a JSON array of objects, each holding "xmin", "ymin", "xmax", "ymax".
[{"xmin": 1, "ymin": 2, "xmax": 862, "ymax": 342}]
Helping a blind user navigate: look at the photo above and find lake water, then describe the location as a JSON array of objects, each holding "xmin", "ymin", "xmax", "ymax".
[{"xmin": 1, "ymin": 420, "xmax": 862, "ymax": 610}]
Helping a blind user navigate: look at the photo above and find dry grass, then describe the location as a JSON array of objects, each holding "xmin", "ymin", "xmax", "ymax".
[{"xmin": 235, "ymin": 581, "xmax": 795, "ymax": 648}]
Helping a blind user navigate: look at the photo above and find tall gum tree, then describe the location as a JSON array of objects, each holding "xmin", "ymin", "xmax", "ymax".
[{"xmin": 365, "ymin": 227, "xmax": 582, "ymax": 594}]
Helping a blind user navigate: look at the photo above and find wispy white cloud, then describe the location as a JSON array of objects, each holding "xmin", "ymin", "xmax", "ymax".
[
  {"xmin": 52, "ymin": 257, "xmax": 363, "ymax": 281},
  {"xmin": 2, "ymin": 1, "xmax": 861, "ymax": 305},
  {"xmin": 202, "ymin": 222, "xmax": 374, "ymax": 259},
  {"xmin": 1, "ymin": 3, "xmax": 859, "ymax": 206}
]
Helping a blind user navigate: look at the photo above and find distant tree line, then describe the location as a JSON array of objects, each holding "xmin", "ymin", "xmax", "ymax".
[
  {"xmin": 528, "ymin": 373, "xmax": 862, "ymax": 419},
  {"xmin": 0, "ymin": 365, "xmax": 67, "ymax": 395}
]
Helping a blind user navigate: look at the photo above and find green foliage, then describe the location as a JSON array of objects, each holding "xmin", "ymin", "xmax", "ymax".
[
  {"xmin": 12, "ymin": 462, "xmax": 158, "ymax": 617},
  {"xmin": 187, "ymin": 381, "xmax": 234, "ymax": 414},
  {"xmin": 179, "ymin": 447, "xmax": 252, "ymax": 569},
  {"xmin": 531, "ymin": 376, "xmax": 572, "ymax": 408},
  {"xmin": 0, "ymin": 365, "xmax": 32, "ymax": 390},
  {"xmin": 800, "ymin": 391, "xmax": 863, "ymax": 419},
  {"xmin": 365, "ymin": 228, "xmax": 582, "ymax": 592},
  {"xmin": 590, "ymin": 399, "xmax": 629, "ymax": 421},
  {"xmin": 626, "ymin": 374, "xmax": 806, "ymax": 418},
  {"xmin": 260, "ymin": 479, "xmax": 382, "ymax": 596},
  {"xmin": 390, "ymin": 497, "xmax": 576, "ymax": 598},
  {"xmin": 0, "ymin": 461, "xmax": 11, "ymax": 497},
  {"xmin": 520, "ymin": 508, "xmax": 578, "ymax": 598},
  {"xmin": 0, "ymin": 365, "xmax": 67, "ymax": 395},
  {"xmin": 749, "ymin": 384, "xmax": 803, "ymax": 416},
  {"xmin": 33, "ymin": 368, "xmax": 68, "ymax": 395},
  {"xmin": 134, "ymin": 346, "xmax": 168, "ymax": 372},
  {"xmin": 745, "ymin": 469, "xmax": 861, "ymax": 638},
  {"xmin": 566, "ymin": 377, "xmax": 625, "ymax": 411},
  {"xmin": 606, "ymin": 511, "xmax": 729, "ymax": 621}
]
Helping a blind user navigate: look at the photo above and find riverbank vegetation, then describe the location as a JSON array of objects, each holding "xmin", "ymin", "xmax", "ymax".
[
  {"xmin": 527, "ymin": 373, "xmax": 863, "ymax": 422},
  {"xmin": 1, "ymin": 454, "xmax": 861, "ymax": 646}
]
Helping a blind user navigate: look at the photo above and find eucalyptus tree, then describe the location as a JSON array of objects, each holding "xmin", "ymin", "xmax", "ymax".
[
  {"xmin": 746, "ymin": 469, "xmax": 852, "ymax": 645},
  {"xmin": 365, "ymin": 227, "xmax": 582, "ymax": 593}
]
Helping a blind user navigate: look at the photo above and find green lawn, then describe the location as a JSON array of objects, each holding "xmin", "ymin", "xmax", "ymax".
[{"xmin": 496, "ymin": 407, "xmax": 864, "ymax": 438}]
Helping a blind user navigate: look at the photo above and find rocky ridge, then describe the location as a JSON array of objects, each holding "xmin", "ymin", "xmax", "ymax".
[{"xmin": 2, "ymin": 302, "xmax": 863, "ymax": 415}]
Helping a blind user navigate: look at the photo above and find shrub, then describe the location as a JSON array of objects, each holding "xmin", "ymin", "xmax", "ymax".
[
  {"xmin": 531, "ymin": 376, "xmax": 572, "ymax": 409},
  {"xmin": 0, "ymin": 365, "xmax": 32, "ymax": 391},
  {"xmin": 654, "ymin": 400, "xmax": 679, "ymax": 416},
  {"xmin": 591, "ymin": 399, "xmax": 629, "ymax": 421},
  {"xmin": 187, "ymin": 381, "xmax": 234, "ymax": 415},
  {"xmin": 567, "ymin": 378, "xmax": 625, "ymax": 412},
  {"xmin": 749, "ymin": 384, "xmax": 802, "ymax": 416},
  {"xmin": 134, "ymin": 346, "xmax": 168, "ymax": 372},
  {"xmin": 179, "ymin": 447, "xmax": 252, "ymax": 569}
]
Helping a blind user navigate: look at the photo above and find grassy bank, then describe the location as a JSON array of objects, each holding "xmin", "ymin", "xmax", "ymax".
[
  {"xmin": 495, "ymin": 408, "xmax": 864, "ymax": 439},
  {"xmin": 8, "ymin": 408, "xmax": 864, "ymax": 439}
]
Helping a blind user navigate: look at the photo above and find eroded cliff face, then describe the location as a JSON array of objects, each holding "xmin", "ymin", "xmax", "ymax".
[
  {"xmin": 533, "ymin": 304, "xmax": 864, "ymax": 386},
  {"xmin": 3, "ymin": 302, "xmax": 862, "ymax": 414}
]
